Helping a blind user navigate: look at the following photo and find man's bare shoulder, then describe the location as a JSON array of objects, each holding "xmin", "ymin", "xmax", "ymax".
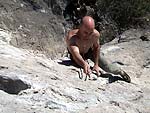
[
  {"xmin": 66, "ymin": 29, "xmax": 78, "ymax": 45},
  {"xmin": 93, "ymin": 29, "xmax": 100, "ymax": 38},
  {"xmin": 68, "ymin": 29, "xmax": 79, "ymax": 38},
  {"xmin": 91, "ymin": 29, "xmax": 100, "ymax": 46}
]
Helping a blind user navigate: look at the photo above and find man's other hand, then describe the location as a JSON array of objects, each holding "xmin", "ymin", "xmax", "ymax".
[{"xmin": 92, "ymin": 65, "xmax": 101, "ymax": 76}]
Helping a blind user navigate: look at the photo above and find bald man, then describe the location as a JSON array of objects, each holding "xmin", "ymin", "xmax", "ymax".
[
  {"xmin": 66, "ymin": 16, "xmax": 100, "ymax": 75},
  {"xmin": 66, "ymin": 16, "xmax": 131, "ymax": 82}
]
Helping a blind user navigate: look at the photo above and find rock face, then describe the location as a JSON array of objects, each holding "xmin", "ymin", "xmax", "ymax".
[
  {"xmin": 0, "ymin": 0, "xmax": 150, "ymax": 113},
  {"xmin": 0, "ymin": 27, "xmax": 150, "ymax": 113},
  {"xmin": 0, "ymin": 0, "xmax": 67, "ymax": 58},
  {"xmin": 1, "ymin": 0, "xmax": 149, "ymax": 58}
]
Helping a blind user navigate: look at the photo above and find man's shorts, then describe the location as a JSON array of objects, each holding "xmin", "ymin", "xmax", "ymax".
[{"xmin": 67, "ymin": 48, "xmax": 94, "ymax": 62}]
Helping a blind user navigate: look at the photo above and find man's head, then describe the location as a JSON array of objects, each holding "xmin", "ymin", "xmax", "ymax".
[{"xmin": 79, "ymin": 16, "xmax": 95, "ymax": 39}]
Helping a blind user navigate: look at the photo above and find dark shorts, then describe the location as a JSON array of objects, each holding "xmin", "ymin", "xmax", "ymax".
[{"xmin": 67, "ymin": 48, "xmax": 94, "ymax": 62}]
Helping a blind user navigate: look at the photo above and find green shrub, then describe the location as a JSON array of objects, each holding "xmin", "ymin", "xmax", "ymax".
[{"xmin": 97, "ymin": 0, "xmax": 150, "ymax": 28}]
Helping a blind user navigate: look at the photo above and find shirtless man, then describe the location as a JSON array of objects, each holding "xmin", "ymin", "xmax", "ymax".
[
  {"xmin": 66, "ymin": 16, "xmax": 131, "ymax": 82},
  {"xmin": 66, "ymin": 16, "xmax": 101, "ymax": 76}
]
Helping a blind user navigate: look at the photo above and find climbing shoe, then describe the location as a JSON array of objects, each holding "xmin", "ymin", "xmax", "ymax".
[{"xmin": 120, "ymin": 70, "xmax": 131, "ymax": 83}]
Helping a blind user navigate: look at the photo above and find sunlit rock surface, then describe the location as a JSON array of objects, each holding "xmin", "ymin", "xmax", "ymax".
[{"xmin": 0, "ymin": 28, "xmax": 150, "ymax": 113}]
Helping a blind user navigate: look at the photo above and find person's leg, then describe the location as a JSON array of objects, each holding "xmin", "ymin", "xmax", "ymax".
[
  {"xmin": 99, "ymin": 53, "xmax": 131, "ymax": 83},
  {"xmin": 99, "ymin": 53, "xmax": 120, "ymax": 74},
  {"xmin": 86, "ymin": 49, "xmax": 131, "ymax": 82}
]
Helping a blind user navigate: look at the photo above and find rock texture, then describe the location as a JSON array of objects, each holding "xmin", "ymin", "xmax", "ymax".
[
  {"xmin": 0, "ymin": 0, "xmax": 150, "ymax": 112},
  {"xmin": 0, "ymin": 27, "xmax": 150, "ymax": 113},
  {"xmin": 1, "ymin": 0, "xmax": 149, "ymax": 58},
  {"xmin": 0, "ymin": 0, "xmax": 67, "ymax": 58}
]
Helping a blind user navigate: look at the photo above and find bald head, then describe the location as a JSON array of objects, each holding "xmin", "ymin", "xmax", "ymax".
[
  {"xmin": 78, "ymin": 16, "xmax": 95, "ymax": 39},
  {"xmin": 81, "ymin": 16, "xmax": 95, "ymax": 29}
]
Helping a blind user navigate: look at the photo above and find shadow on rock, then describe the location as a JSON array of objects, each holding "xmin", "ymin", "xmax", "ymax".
[
  {"xmin": 0, "ymin": 75, "xmax": 31, "ymax": 94},
  {"xmin": 100, "ymin": 73, "xmax": 124, "ymax": 83},
  {"xmin": 58, "ymin": 59, "xmax": 81, "ymax": 68},
  {"xmin": 58, "ymin": 60, "xmax": 73, "ymax": 66}
]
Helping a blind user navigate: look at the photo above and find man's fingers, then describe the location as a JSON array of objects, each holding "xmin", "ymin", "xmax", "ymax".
[
  {"xmin": 92, "ymin": 68, "xmax": 100, "ymax": 76},
  {"xmin": 94, "ymin": 69, "xmax": 100, "ymax": 76},
  {"xmin": 87, "ymin": 73, "xmax": 91, "ymax": 78},
  {"xmin": 84, "ymin": 64, "xmax": 88, "ymax": 74},
  {"xmin": 96, "ymin": 70, "xmax": 100, "ymax": 76},
  {"xmin": 83, "ymin": 66, "xmax": 88, "ymax": 74}
]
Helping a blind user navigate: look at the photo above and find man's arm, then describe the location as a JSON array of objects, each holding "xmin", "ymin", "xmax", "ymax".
[
  {"xmin": 93, "ymin": 43, "xmax": 100, "ymax": 66},
  {"xmin": 92, "ymin": 31, "xmax": 101, "ymax": 75},
  {"xmin": 69, "ymin": 45, "xmax": 85, "ymax": 67},
  {"xmin": 67, "ymin": 34, "xmax": 91, "ymax": 74},
  {"xmin": 93, "ymin": 31, "xmax": 100, "ymax": 66},
  {"xmin": 69, "ymin": 44, "xmax": 91, "ymax": 74}
]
